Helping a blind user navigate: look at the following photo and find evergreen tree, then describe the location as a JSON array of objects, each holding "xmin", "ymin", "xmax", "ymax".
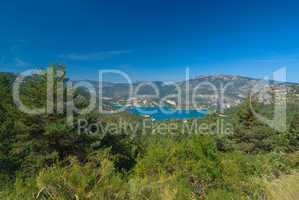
[
  {"xmin": 288, "ymin": 113, "xmax": 299, "ymax": 151},
  {"xmin": 0, "ymin": 73, "xmax": 19, "ymax": 188},
  {"xmin": 10, "ymin": 65, "xmax": 98, "ymax": 177},
  {"xmin": 232, "ymin": 98, "xmax": 278, "ymax": 153}
]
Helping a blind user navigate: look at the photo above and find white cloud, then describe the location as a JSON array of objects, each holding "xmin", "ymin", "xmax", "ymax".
[
  {"xmin": 14, "ymin": 58, "xmax": 32, "ymax": 67},
  {"xmin": 0, "ymin": 57, "xmax": 32, "ymax": 68},
  {"xmin": 61, "ymin": 50, "xmax": 131, "ymax": 61}
]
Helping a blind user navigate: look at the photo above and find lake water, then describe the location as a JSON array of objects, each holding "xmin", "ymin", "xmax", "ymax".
[{"xmin": 126, "ymin": 106, "xmax": 208, "ymax": 121}]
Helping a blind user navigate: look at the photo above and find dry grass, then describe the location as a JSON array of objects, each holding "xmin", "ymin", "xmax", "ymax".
[{"xmin": 264, "ymin": 172, "xmax": 299, "ymax": 200}]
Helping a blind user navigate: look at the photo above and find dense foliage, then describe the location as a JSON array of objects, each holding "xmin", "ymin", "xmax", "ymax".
[{"xmin": 0, "ymin": 67, "xmax": 298, "ymax": 200}]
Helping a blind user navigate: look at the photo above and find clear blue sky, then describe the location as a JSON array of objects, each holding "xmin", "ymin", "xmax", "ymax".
[{"xmin": 1, "ymin": 0, "xmax": 299, "ymax": 82}]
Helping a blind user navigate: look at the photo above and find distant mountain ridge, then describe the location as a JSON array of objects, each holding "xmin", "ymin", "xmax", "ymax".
[
  {"xmin": 2, "ymin": 72, "xmax": 299, "ymax": 110},
  {"xmin": 78, "ymin": 74, "xmax": 299, "ymax": 109},
  {"xmin": 85, "ymin": 75, "xmax": 299, "ymax": 96}
]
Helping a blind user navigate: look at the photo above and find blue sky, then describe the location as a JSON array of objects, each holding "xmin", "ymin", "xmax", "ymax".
[{"xmin": 1, "ymin": 0, "xmax": 299, "ymax": 82}]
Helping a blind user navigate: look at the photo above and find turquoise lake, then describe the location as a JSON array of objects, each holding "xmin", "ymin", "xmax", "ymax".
[{"xmin": 126, "ymin": 106, "xmax": 208, "ymax": 121}]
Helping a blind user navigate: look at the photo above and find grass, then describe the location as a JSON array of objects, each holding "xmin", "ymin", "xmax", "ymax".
[{"xmin": 264, "ymin": 172, "xmax": 299, "ymax": 200}]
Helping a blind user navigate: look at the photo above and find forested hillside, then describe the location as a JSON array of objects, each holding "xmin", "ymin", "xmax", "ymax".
[{"xmin": 0, "ymin": 67, "xmax": 298, "ymax": 200}]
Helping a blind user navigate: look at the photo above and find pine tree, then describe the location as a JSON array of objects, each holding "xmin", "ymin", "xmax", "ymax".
[
  {"xmin": 11, "ymin": 65, "xmax": 96, "ymax": 177},
  {"xmin": 233, "ymin": 98, "xmax": 276, "ymax": 153},
  {"xmin": 288, "ymin": 113, "xmax": 299, "ymax": 151},
  {"xmin": 0, "ymin": 73, "xmax": 19, "ymax": 188}
]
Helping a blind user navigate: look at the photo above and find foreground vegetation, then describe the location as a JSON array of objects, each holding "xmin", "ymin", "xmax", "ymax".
[
  {"xmin": 0, "ymin": 66, "xmax": 298, "ymax": 199},
  {"xmin": 263, "ymin": 172, "xmax": 299, "ymax": 200}
]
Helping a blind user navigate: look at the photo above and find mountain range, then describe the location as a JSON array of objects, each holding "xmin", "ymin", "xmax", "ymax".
[
  {"xmin": 84, "ymin": 74, "xmax": 299, "ymax": 110},
  {"xmin": 2, "ymin": 72, "xmax": 298, "ymax": 110}
]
